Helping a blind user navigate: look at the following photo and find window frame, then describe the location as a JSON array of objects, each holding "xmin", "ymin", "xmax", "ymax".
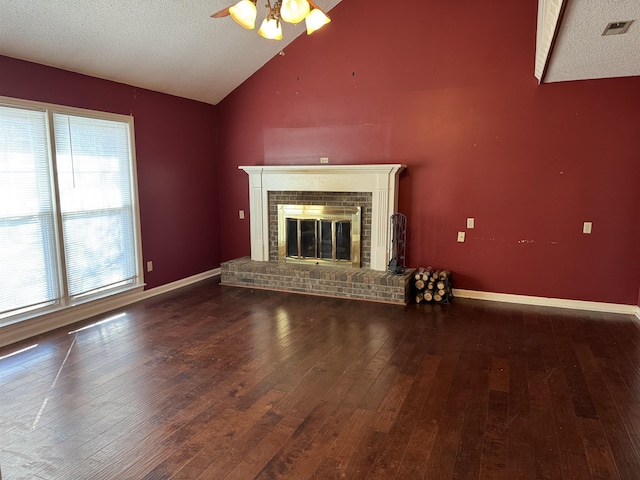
[{"xmin": 0, "ymin": 95, "xmax": 145, "ymax": 328}]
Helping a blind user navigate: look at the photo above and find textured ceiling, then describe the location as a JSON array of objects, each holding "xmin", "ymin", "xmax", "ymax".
[
  {"xmin": 0, "ymin": 0, "xmax": 341, "ymax": 105},
  {"xmin": 0, "ymin": 1, "xmax": 638, "ymax": 106},
  {"xmin": 543, "ymin": 0, "xmax": 640, "ymax": 83}
]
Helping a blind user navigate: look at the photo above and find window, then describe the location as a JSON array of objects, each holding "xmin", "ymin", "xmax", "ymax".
[{"xmin": 0, "ymin": 98, "xmax": 142, "ymax": 324}]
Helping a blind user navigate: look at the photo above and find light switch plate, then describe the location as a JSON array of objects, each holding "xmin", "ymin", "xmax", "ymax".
[{"xmin": 457, "ymin": 231, "xmax": 466, "ymax": 242}]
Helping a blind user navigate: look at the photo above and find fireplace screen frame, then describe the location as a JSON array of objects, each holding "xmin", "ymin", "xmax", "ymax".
[{"xmin": 278, "ymin": 204, "xmax": 361, "ymax": 268}]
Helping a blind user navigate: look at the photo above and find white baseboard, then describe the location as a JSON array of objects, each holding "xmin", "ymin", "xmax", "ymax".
[
  {"xmin": 0, "ymin": 268, "xmax": 221, "ymax": 349},
  {"xmin": 453, "ymin": 288, "xmax": 639, "ymax": 316},
  {"xmin": 135, "ymin": 268, "xmax": 221, "ymax": 302}
]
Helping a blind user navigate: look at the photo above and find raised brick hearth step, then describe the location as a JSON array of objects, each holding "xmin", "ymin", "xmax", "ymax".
[{"xmin": 221, "ymin": 257, "xmax": 415, "ymax": 305}]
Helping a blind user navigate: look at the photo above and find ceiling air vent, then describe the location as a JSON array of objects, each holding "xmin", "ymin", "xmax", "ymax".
[{"xmin": 602, "ymin": 20, "xmax": 633, "ymax": 36}]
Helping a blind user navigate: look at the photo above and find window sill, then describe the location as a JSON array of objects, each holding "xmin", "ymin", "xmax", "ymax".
[{"xmin": 0, "ymin": 283, "xmax": 146, "ymax": 345}]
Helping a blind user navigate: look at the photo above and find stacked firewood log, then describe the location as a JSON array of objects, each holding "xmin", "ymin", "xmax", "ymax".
[{"xmin": 414, "ymin": 268, "xmax": 452, "ymax": 304}]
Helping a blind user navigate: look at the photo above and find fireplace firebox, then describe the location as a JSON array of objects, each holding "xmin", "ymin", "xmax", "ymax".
[{"xmin": 278, "ymin": 204, "xmax": 361, "ymax": 268}]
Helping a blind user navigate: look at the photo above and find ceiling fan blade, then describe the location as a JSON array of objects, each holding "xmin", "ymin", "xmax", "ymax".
[{"xmin": 211, "ymin": 6, "xmax": 231, "ymax": 18}]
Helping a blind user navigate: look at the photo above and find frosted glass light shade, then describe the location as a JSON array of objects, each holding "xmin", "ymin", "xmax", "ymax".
[
  {"xmin": 305, "ymin": 8, "xmax": 330, "ymax": 34},
  {"xmin": 280, "ymin": 0, "xmax": 310, "ymax": 24},
  {"xmin": 258, "ymin": 17, "xmax": 283, "ymax": 40},
  {"xmin": 229, "ymin": 0, "xmax": 257, "ymax": 29}
]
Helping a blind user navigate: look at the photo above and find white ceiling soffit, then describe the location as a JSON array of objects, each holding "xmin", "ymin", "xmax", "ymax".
[
  {"xmin": 0, "ymin": 0, "xmax": 341, "ymax": 105},
  {"xmin": 537, "ymin": 0, "xmax": 640, "ymax": 83}
]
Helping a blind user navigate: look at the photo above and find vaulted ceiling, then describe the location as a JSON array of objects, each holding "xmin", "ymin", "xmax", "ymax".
[
  {"xmin": 1, "ymin": 1, "xmax": 638, "ymax": 105},
  {"xmin": 0, "ymin": 0, "xmax": 342, "ymax": 105}
]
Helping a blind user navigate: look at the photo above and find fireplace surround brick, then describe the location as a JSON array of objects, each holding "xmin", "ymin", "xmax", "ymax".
[{"xmin": 268, "ymin": 191, "xmax": 372, "ymax": 268}]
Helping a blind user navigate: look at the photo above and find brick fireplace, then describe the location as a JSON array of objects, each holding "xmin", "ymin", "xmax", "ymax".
[
  {"xmin": 220, "ymin": 164, "xmax": 414, "ymax": 304},
  {"xmin": 270, "ymin": 192, "xmax": 370, "ymax": 268}
]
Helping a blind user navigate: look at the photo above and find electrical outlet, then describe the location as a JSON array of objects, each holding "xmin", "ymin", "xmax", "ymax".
[
  {"xmin": 146, "ymin": 261, "xmax": 153, "ymax": 272},
  {"xmin": 320, "ymin": 157, "xmax": 329, "ymax": 164},
  {"xmin": 457, "ymin": 231, "xmax": 466, "ymax": 242},
  {"xmin": 467, "ymin": 217, "xmax": 475, "ymax": 229},
  {"xmin": 583, "ymin": 221, "xmax": 592, "ymax": 234},
  {"xmin": 239, "ymin": 210, "xmax": 245, "ymax": 219}
]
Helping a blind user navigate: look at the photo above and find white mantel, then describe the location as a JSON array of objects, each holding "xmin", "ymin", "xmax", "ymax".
[{"xmin": 239, "ymin": 164, "xmax": 406, "ymax": 271}]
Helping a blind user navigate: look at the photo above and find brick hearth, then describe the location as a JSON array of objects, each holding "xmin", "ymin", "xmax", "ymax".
[{"xmin": 221, "ymin": 257, "xmax": 415, "ymax": 305}]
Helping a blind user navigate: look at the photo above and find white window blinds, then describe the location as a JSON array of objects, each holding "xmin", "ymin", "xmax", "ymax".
[
  {"xmin": 54, "ymin": 114, "xmax": 137, "ymax": 298},
  {"xmin": 0, "ymin": 99, "xmax": 141, "ymax": 323},
  {"xmin": 0, "ymin": 105, "xmax": 59, "ymax": 317}
]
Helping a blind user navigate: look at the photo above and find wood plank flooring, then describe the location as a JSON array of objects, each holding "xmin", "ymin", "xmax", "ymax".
[{"xmin": 1, "ymin": 278, "xmax": 640, "ymax": 479}]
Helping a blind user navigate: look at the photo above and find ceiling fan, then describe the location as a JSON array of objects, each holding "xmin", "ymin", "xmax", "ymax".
[{"xmin": 211, "ymin": 0, "xmax": 331, "ymax": 40}]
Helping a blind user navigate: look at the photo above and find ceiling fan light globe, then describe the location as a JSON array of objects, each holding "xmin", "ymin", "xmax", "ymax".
[
  {"xmin": 258, "ymin": 17, "xmax": 283, "ymax": 40},
  {"xmin": 305, "ymin": 8, "xmax": 330, "ymax": 35},
  {"xmin": 280, "ymin": 0, "xmax": 310, "ymax": 24},
  {"xmin": 229, "ymin": 0, "xmax": 257, "ymax": 29}
]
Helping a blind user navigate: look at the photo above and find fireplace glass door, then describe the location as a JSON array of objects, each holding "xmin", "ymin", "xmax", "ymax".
[{"xmin": 278, "ymin": 205, "xmax": 361, "ymax": 268}]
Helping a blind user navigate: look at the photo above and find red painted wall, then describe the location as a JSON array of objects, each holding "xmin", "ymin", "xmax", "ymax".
[
  {"xmin": 216, "ymin": 0, "xmax": 640, "ymax": 304},
  {"xmin": 0, "ymin": 55, "xmax": 220, "ymax": 289}
]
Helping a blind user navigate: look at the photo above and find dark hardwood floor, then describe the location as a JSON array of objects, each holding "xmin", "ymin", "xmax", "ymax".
[{"xmin": 1, "ymin": 278, "xmax": 640, "ymax": 479}]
